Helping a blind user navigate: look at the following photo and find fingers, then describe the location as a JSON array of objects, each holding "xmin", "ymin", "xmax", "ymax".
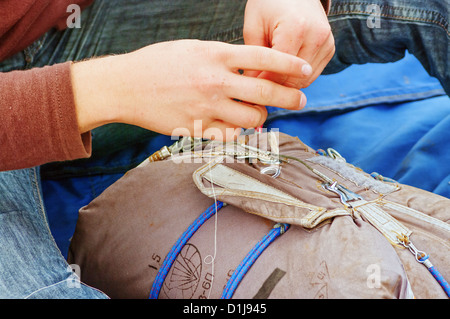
[
  {"xmin": 299, "ymin": 28, "xmax": 335, "ymax": 71},
  {"xmin": 243, "ymin": 14, "xmax": 335, "ymax": 90},
  {"xmin": 225, "ymin": 44, "xmax": 312, "ymax": 79},
  {"xmin": 202, "ymin": 121, "xmax": 242, "ymax": 141},
  {"xmin": 255, "ymin": 26, "xmax": 312, "ymax": 86},
  {"xmin": 304, "ymin": 32, "xmax": 336, "ymax": 84},
  {"xmin": 299, "ymin": 31, "xmax": 336, "ymax": 87},
  {"xmin": 212, "ymin": 100, "xmax": 268, "ymax": 129},
  {"xmin": 227, "ymin": 73, "xmax": 306, "ymax": 110},
  {"xmin": 173, "ymin": 100, "xmax": 267, "ymax": 142},
  {"xmin": 277, "ymin": 30, "xmax": 335, "ymax": 89},
  {"xmin": 271, "ymin": 24, "xmax": 304, "ymax": 57}
]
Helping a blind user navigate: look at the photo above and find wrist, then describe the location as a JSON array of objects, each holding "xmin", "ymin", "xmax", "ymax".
[{"xmin": 70, "ymin": 56, "xmax": 122, "ymax": 133}]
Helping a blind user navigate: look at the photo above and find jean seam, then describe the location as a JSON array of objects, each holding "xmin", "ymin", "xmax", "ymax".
[
  {"xmin": 23, "ymin": 277, "xmax": 107, "ymax": 299},
  {"xmin": 24, "ymin": 279, "xmax": 70, "ymax": 299},
  {"xmin": 329, "ymin": 3, "xmax": 450, "ymax": 36},
  {"xmin": 30, "ymin": 168, "xmax": 49, "ymax": 229},
  {"xmin": 30, "ymin": 168, "xmax": 69, "ymax": 263}
]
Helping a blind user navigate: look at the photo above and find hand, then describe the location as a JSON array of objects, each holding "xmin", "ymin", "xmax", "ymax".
[
  {"xmin": 71, "ymin": 40, "xmax": 312, "ymax": 141},
  {"xmin": 244, "ymin": 0, "xmax": 335, "ymax": 89}
]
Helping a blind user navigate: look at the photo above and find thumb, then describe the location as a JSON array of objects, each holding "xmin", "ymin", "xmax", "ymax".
[
  {"xmin": 259, "ymin": 25, "xmax": 313, "ymax": 86},
  {"xmin": 257, "ymin": 26, "xmax": 303, "ymax": 84},
  {"xmin": 242, "ymin": 17, "xmax": 267, "ymax": 78},
  {"xmin": 271, "ymin": 22, "xmax": 303, "ymax": 57}
]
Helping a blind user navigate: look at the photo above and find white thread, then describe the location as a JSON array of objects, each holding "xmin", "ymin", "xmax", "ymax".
[{"xmin": 204, "ymin": 157, "xmax": 219, "ymax": 299}]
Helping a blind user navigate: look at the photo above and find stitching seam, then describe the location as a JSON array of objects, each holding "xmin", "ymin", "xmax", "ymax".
[{"xmin": 329, "ymin": 5, "xmax": 450, "ymax": 36}]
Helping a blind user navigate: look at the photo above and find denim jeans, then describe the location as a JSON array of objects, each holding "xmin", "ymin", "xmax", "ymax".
[{"xmin": 0, "ymin": 0, "xmax": 448, "ymax": 298}]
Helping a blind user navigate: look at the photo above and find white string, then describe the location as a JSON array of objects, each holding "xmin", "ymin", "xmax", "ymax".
[{"xmin": 203, "ymin": 155, "xmax": 219, "ymax": 299}]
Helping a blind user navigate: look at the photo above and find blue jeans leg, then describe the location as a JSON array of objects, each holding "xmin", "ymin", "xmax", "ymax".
[
  {"xmin": 325, "ymin": 0, "xmax": 450, "ymax": 94},
  {"xmin": 0, "ymin": 167, "xmax": 108, "ymax": 298}
]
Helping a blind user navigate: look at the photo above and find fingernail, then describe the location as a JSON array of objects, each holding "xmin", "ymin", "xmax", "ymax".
[
  {"xmin": 302, "ymin": 63, "xmax": 313, "ymax": 76},
  {"xmin": 299, "ymin": 94, "xmax": 307, "ymax": 109}
]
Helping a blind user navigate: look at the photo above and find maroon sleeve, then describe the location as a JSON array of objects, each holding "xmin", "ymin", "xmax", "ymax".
[
  {"xmin": 0, "ymin": 62, "xmax": 92, "ymax": 171},
  {"xmin": 0, "ymin": 0, "xmax": 94, "ymax": 171},
  {"xmin": 0, "ymin": 0, "xmax": 94, "ymax": 61}
]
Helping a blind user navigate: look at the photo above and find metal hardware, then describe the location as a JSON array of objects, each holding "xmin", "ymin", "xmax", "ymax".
[{"xmin": 322, "ymin": 181, "xmax": 363, "ymax": 207}]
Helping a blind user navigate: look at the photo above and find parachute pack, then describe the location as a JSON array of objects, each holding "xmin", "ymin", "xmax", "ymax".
[{"xmin": 68, "ymin": 132, "xmax": 450, "ymax": 299}]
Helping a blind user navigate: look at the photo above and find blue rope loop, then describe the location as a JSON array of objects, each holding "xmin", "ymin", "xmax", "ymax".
[
  {"xmin": 148, "ymin": 200, "xmax": 224, "ymax": 299},
  {"xmin": 221, "ymin": 223, "xmax": 290, "ymax": 299},
  {"xmin": 419, "ymin": 255, "xmax": 450, "ymax": 298}
]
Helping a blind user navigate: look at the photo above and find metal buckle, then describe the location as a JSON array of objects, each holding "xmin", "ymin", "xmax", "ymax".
[{"xmin": 322, "ymin": 181, "xmax": 363, "ymax": 207}]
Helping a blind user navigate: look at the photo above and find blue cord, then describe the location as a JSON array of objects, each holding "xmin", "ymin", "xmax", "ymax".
[
  {"xmin": 221, "ymin": 223, "xmax": 290, "ymax": 299},
  {"xmin": 148, "ymin": 200, "xmax": 289, "ymax": 299},
  {"xmin": 149, "ymin": 200, "xmax": 224, "ymax": 299},
  {"xmin": 420, "ymin": 255, "xmax": 450, "ymax": 298}
]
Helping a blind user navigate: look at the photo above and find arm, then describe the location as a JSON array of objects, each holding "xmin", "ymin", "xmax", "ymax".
[{"xmin": 1, "ymin": 40, "xmax": 312, "ymax": 171}]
